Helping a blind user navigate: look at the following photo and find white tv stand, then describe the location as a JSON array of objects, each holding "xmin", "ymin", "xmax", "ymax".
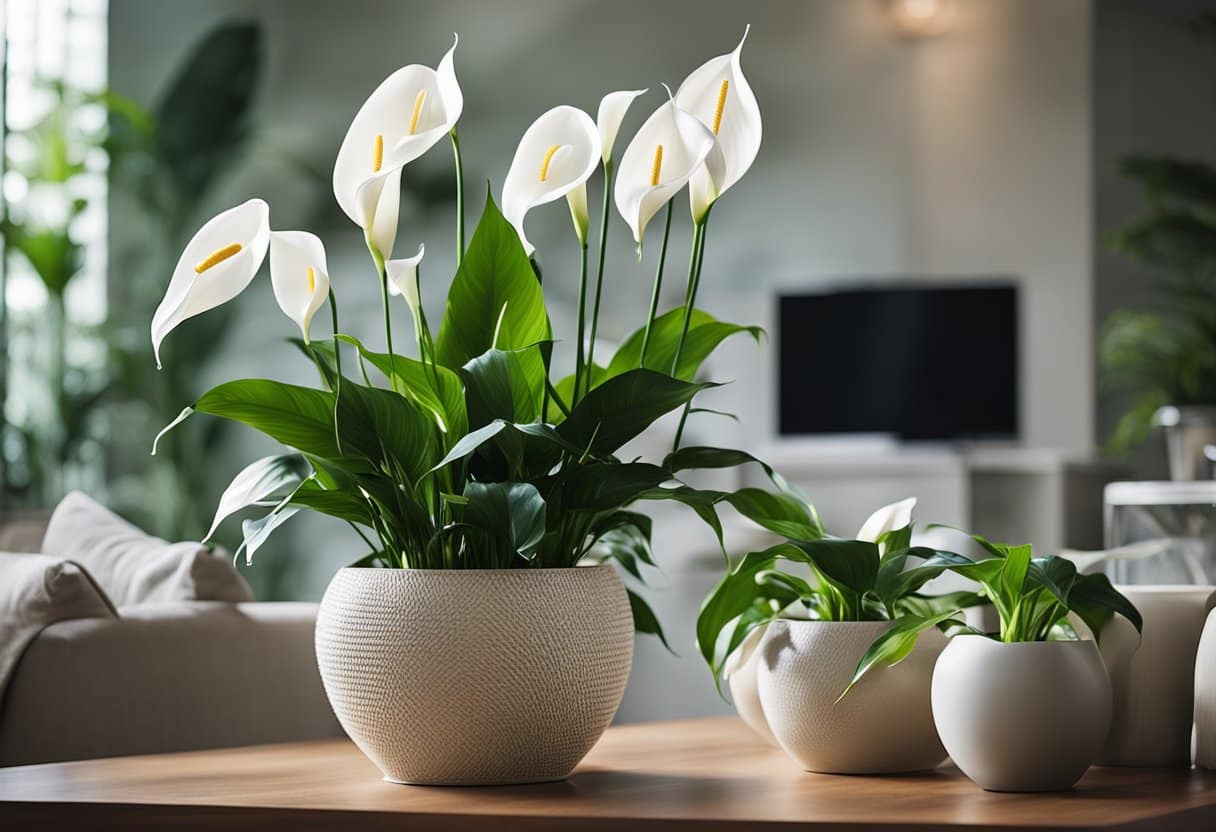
[{"xmin": 740, "ymin": 443, "xmax": 1128, "ymax": 553}]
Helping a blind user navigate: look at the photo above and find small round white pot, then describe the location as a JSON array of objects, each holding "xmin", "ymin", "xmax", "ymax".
[
  {"xmin": 932, "ymin": 636, "xmax": 1111, "ymax": 792},
  {"xmin": 315, "ymin": 565, "xmax": 633, "ymax": 786},
  {"xmin": 755, "ymin": 620, "xmax": 947, "ymax": 773}
]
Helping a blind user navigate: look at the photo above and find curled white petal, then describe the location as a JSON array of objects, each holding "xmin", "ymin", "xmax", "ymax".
[
  {"xmin": 614, "ymin": 98, "xmax": 716, "ymax": 246},
  {"xmin": 676, "ymin": 26, "xmax": 761, "ymax": 221},
  {"xmin": 269, "ymin": 230, "xmax": 330, "ymax": 342},
  {"xmin": 333, "ymin": 35, "xmax": 462, "ymax": 227},
  {"xmin": 597, "ymin": 88, "xmax": 647, "ymax": 164},
  {"xmin": 151, "ymin": 199, "xmax": 270, "ymax": 367},
  {"xmin": 856, "ymin": 498, "xmax": 918, "ymax": 544},
  {"xmin": 356, "ymin": 166, "xmax": 402, "ymax": 259},
  {"xmin": 386, "ymin": 243, "xmax": 426, "ymax": 316},
  {"xmin": 501, "ymin": 105, "xmax": 601, "ymax": 255}
]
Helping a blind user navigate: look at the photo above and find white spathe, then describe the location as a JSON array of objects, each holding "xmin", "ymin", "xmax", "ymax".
[
  {"xmin": 386, "ymin": 244, "xmax": 427, "ymax": 316},
  {"xmin": 675, "ymin": 26, "xmax": 762, "ymax": 222},
  {"xmin": 269, "ymin": 231, "xmax": 331, "ymax": 343},
  {"xmin": 332, "ymin": 35, "xmax": 462, "ymax": 234},
  {"xmin": 355, "ymin": 167, "xmax": 403, "ymax": 259},
  {"xmin": 501, "ymin": 105, "xmax": 601, "ymax": 255},
  {"xmin": 151, "ymin": 199, "xmax": 271, "ymax": 368},
  {"xmin": 856, "ymin": 497, "xmax": 917, "ymax": 545},
  {"xmin": 596, "ymin": 88, "xmax": 647, "ymax": 164},
  {"xmin": 614, "ymin": 95, "xmax": 717, "ymax": 247}
]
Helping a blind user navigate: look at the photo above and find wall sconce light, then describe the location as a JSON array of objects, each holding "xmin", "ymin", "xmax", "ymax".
[{"xmin": 884, "ymin": 0, "xmax": 956, "ymax": 39}]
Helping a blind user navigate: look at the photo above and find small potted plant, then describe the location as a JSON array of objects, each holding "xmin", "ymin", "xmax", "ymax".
[
  {"xmin": 851, "ymin": 535, "xmax": 1143, "ymax": 792},
  {"xmin": 697, "ymin": 496, "xmax": 979, "ymax": 774},
  {"xmin": 149, "ymin": 32, "xmax": 768, "ymax": 785}
]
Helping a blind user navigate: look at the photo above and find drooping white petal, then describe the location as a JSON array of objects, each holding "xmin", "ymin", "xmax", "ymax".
[
  {"xmin": 355, "ymin": 166, "xmax": 403, "ymax": 259},
  {"xmin": 596, "ymin": 88, "xmax": 647, "ymax": 164},
  {"xmin": 151, "ymin": 199, "xmax": 270, "ymax": 367},
  {"xmin": 501, "ymin": 105, "xmax": 601, "ymax": 255},
  {"xmin": 675, "ymin": 26, "xmax": 762, "ymax": 221},
  {"xmin": 386, "ymin": 244, "xmax": 426, "ymax": 316},
  {"xmin": 332, "ymin": 35, "xmax": 462, "ymax": 227},
  {"xmin": 856, "ymin": 498, "xmax": 918, "ymax": 544},
  {"xmin": 269, "ymin": 230, "xmax": 330, "ymax": 342},
  {"xmin": 614, "ymin": 97, "xmax": 716, "ymax": 246}
]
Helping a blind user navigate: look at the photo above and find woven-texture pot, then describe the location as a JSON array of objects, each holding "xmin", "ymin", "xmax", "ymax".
[
  {"xmin": 756, "ymin": 620, "xmax": 947, "ymax": 773},
  {"xmin": 315, "ymin": 565, "xmax": 633, "ymax": 785}
]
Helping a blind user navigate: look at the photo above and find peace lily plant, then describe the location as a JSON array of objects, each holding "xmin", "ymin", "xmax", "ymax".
[{"xmin": 150, "ymin": 31, "xmax": 776, "ymax": 648}]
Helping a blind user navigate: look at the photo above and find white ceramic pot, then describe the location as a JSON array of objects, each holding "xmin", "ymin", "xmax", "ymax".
[
  {"xmin": 725, "ymin": 625, "xmax": 777, "ymax": 745},
  {"xmin": 755, "ymin": 620, "xmax": 947, "ymax": 773},
  {"xmin": 1195, "ymin": 606, "xmax": 1216, "ymax": 769},
  {"xmin": 1097, "ymin": 585, "xmax": 1216, "ymax": 767},
  {"xmin": 315, "ymin": 565, "xmax": 633, "ymax": 785},
  {"xmin": 932, "ymin": 636, "xmax": 1111, "ymax": 792}
]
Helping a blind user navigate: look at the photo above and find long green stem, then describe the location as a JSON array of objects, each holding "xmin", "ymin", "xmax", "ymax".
[
  {"xmin": 585, "ymin": 160, "xmax": 613, "ymax": 391},
  {"xmin": 573, "ymin": 243, "xmax": 590, "ymax": 403},
  {"xmin": 672, "ymin": 212, "xmax": 712, "ymax": 450},
  {"xmin": 369, "ymin": 244, "xmax": 397, "ymax": 381},
  {"xmin": 639, "ymin": 202, "xmax": 675, "ymax": 365},
  {"xmin": 450, "ymin": 129, "xmax": 465, "ymax": 269}
]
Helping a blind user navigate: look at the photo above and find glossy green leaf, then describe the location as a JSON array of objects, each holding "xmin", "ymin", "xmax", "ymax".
[
  {"xmin": 842, "ymin": 610, "xmax": 967, "ymax": 700},
  {"xmin": 628, "ymin": 588, "xmax": 673, "ymax": 652},
  {"xmin": 607, "ymin": 307, "xmax": 763, "ymax": 382},
  {"xmin": 557, "ymin": 369, "xmax": 716, "ymax": 456},
  {"xmin": 206, "ymin": 453, "xmax": 310, "ymax": 541},
  {"xmin": 724, "ymin": 488, "xmax": 821, "ymax": 540},
  {"xmin": 463, "ymin": 481, "xmax": 547, "ymax": 562},
  {"xmin": 434, "ymin": 192, "xmax": 551, "ymax": 369}
]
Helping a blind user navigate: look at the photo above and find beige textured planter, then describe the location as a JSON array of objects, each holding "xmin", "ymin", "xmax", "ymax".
[
  {"xmin": 755, "ymin": 620, "xmax": 947, "ymax": 773},
  {"xmin": 933, "ymin": 637, "xmax": 1111, "ymax": 792},
  {"xmin": 315, "ymin": 565, "xmax": 633, "ymax": 785},
  {"xmin": 1097, "ymin": 585, "xmax": 1216, "ymax": 767}
]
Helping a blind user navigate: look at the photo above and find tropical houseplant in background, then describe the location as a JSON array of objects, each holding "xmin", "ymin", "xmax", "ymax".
[
  {"xmin": 696, "ymin": 496, "xmax": 981, "ymax": 774},
  {"xmin": 850, "ymin": 536, "xmax": 1142, "ymax": 792},
  {"xmin": 149, "ymin": 30, "xmax": 783, "ymax": 786}
]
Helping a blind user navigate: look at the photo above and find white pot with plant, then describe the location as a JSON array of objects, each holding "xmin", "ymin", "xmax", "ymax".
[
  {"xmin": 148, "ymin": 31, "xmax": 774, "ymax": 785},
  {"xmin": 698, "ymin": 497, "xmax": 982, "ymax": 773},
  {"xmin": 854, "ymin": 536, "xmax": 1143, "ymax": 792}
]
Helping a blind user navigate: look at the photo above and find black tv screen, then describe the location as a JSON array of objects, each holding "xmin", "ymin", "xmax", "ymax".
[{"xmin": 778, "ymin": 284, "xmax": 1018, "ymax": 440}]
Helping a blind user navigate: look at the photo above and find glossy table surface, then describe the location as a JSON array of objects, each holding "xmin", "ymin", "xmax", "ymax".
[{"xmin": 2, "ymin": 717, "xmax": 1215, "ymax": 830}]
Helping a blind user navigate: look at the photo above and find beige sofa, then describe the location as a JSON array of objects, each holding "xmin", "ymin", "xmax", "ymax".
[{"xmin": 0, "ymin": 499, "xmax": 342, "ymax": 767}]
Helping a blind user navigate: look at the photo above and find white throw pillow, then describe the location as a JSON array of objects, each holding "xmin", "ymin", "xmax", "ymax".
[
  {"xmin": 0, "ymin": 552, "xmax": 116, "ymax": 694},
  {"xmin": 41, "ymin": 492, "xmax": 254, "ymax": 605}
]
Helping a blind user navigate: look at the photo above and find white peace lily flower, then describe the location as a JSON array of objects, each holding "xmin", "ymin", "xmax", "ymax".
[
  {"xmin": 596, "ymin": 88, "xmax": 647, "ymax": 164},
  {"xmin": 332, "ymin": 35, "xmax": 462, "ymax": 243},
  {"xmin": 856, "ymin": 498, "xmax": 918, "ymax": 547},
  {"xmin": 675, "ymin": 25, "xmax": 761, "ymax": 222},
  {"xmin": 269, "ymin": 231, "xmax": 331, "ymax": 343},
  {"xmin": 355, "ymin": 167, "xmax": 403, "ymax": 259},
  {"xmin": 151, "ymin": 199, "xmax": 271, "ymax": 368},
  {"xmin": 501, "ymin": 105, "xmax": 601, "ymax": 255},
  {"xmin": 386, "ymin": 243, "xmax": 426, "ymax": 315},
  {"xmin": 614, "ymin": 93, "xmax": 717, "ymax": 247}
]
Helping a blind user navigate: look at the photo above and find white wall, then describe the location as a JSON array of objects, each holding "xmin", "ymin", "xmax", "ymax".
[{"xmin": 109, "ymin": 0, "xmax": 1095, "ymax": 720}]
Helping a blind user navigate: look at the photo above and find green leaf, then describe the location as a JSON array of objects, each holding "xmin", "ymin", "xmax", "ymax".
[
  {"xmin": 786, "ymin": 538, "xmax": 880, "ymax": 597},
  {"xmin": 206, "ymin": 453, "xmax": 311, "ymax": 540},
  {"xmin": 460, "ymin": 346, "xmax": 545, "ymax": 428},
  {"xmin": 154, "ymin": 22, "xmax": 263, "ymax": 199},
  {"xmin": 338, "ymin": 382, "xmax": 440, "ymax": 485},
  {"xmin": 724, "ymin": 488, "xmax": 821, "ymax": 540},
  {"xmin": 434, "ymin": 191, "xmax": 551, "ymax": 369},
  {"xmin": 463, "ymin": 481, "xmax": 547, "ymax": 562},
  {"xmin": 663, "ymin": 445, "xmax": 812, "ymax": 507},
  {"xmin": 628, "ymin": 589, "xmax": 673, "ymax": 652},
  {"xmin": 555, "ymin": 462, "xmax": 673, "ymax": 511},
  {"xmin": 1025, "ymin": 556, "xmax": 1078, "ymax": 607},
  {"xmin": 286, "ymin": 480, "xmax": 374, "ymax": 526},
  {"xmin": 841, "ymin": 610, "xmax": 966, "ymax": 700},
  {"xmin": 336, "ymin": 335, "xmax": 467, "ymax": 439},
  {"xmin": 606, "ymin": 307, "xmax": 763, "ymax": 382},
  {"xmin": 696, "ymin": 545, "xmax": 800, "ymax": 669},
  {"xmin": 557, "ymin": 369, "xmax": 716, "ymax": 456},
  {"xmin": 193, "ymin": 379, "xmax": 342, "ymax": 458},
  {"xmin": 874, "ymin": 548, "xmax": 976, "ymax": 609},
  {"xmin": 1001, "ymin": 543, "xmax": 1033, "ymax": 601},
  {"xmin": 1070, "ymin": 572, "xmax": 1143, "ymax": 639}
]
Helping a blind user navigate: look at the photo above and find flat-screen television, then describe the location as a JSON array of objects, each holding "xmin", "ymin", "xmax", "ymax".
[{"xmin": 778, "ymin": 284, "xmax": 1018, "ymax": 441}]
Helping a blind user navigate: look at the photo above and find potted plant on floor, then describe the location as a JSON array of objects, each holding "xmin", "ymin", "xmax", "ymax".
[
  {"xmin": 852, "ymin": 536, "xmax": 1143, "ymax": 792},
  {"xmin": 148, "ymin": 31, "xmax": 772, "ymax": 785},
  {"xmin": 696, "ymin": 496, "xmax": 981, "ymax": 773}
]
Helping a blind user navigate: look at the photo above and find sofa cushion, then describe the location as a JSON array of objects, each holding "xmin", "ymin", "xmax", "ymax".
[
  {"xmin": 41, "ymin": 492, "xmax": 253, "ymax": 606},
  {"xmin": 0, "ymin": 552, "xmax": 116, "ymax": 697}
]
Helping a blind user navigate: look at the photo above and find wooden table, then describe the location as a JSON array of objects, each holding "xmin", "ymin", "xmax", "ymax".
[{"xmin": 2, "ymin": 717, "xmax": 1215, "ymax": 830}]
